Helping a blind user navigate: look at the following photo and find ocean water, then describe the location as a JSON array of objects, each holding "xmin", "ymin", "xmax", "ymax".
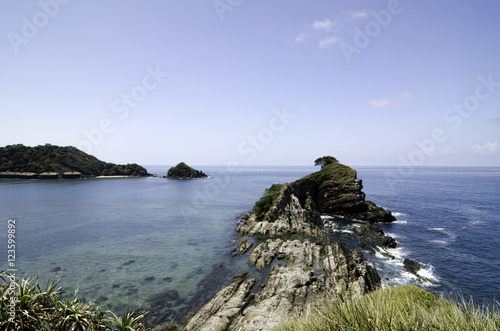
[{"xmin": 1, "ymin": 166, "xmax": 499, "ymax": 326}]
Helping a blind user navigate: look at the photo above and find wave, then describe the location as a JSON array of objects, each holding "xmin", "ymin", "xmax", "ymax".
[{"xmin": 371, "ymin": 246, "xmax": 439, "ymax": 289}]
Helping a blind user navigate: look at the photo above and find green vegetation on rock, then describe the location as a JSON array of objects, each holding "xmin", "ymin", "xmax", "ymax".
[
  {"xmin": 275, "ymin": 285, "xmax": 500, "ymax": 331},
  {"xmin": 253, "ymin": 183, "xmax": 285, "ymax": 219},
  {"xmin": 314, "ymin": 155, "xmax": 339, "ymax": 168},
  {"xmin": 0, "ymin": 144, "xmax": 149, "ymax": 176},
  {"xmin": 166, "ymin": 162, "xmax": 207, "ymax": 179}
]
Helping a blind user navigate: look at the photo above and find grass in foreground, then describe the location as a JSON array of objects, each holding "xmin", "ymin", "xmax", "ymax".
[
  {"xmin": 275, "ymin": 285, "xmax": 500, "ymax": 331},
  {"xmin": 0, "ymin": 271, "xmax": 148, "ymax": 330}
]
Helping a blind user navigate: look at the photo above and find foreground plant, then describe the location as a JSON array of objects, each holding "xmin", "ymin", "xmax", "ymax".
[
  {"xmin": 275, "ymin": 285, "xmax": 500, "ymax": 331},
  {"xmin": 106, "ymin": 308, "xmax": 148, "ymax": 331},
  {"xmin": 0, "ymin": 271, "xmax": 149, "ymax": 330}
]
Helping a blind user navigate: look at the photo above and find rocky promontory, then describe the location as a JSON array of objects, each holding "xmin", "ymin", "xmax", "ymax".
[
  {"xmin": 164, "ymin": 162, "xmax": 208, "ymax": 179},
  {"xmin": 183, "ymin": 162, "xmax": 398, "ymax": 330},
  {"xmin": 237, "ymin": 162, "xmax": 396, "ymax": 238}
]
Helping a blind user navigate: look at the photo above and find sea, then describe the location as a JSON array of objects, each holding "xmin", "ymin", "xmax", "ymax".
[{"xmin": 1, "ymin": 166, "xmax": 499, "ymax": 327}]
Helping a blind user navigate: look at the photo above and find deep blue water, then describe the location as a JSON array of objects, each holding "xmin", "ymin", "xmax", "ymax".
[{"xmin": 1, "ymin": 166, "xmax": 499, "ymax": 325}]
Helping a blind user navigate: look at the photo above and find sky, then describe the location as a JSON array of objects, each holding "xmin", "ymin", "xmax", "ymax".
[{"xmin": 1, "ymin": 0, "xmax": 500, "ymax": 167}]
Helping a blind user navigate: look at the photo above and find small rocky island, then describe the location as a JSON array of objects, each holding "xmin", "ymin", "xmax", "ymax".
[
  {"xmin": 164, "ymin": 162, "xmax": 208, "ymax": 179},
  {"xmin": 183, "ymin": 161, "xmax": 398, "ymax": 330}
]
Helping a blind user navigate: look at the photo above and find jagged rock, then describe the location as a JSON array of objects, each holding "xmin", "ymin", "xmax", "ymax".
[
  {"xmin": 353, "ymin": 223, "xmax": 397, "ymax": 254},
  {"xmin": 185, "ymin": 240, "xmax": 381, "ymax": 330},
  {"xmin": 403, "ymin": 258, "xmax": 421, "ymax": 274},
  {"xmin": 237, "ymin": 163, "xmax": 396, "ymax": 239},
  {"xmin": 183, "ymin": 272, "xmax": 256, "ymax": 331},
  {"xmin": 230, "ymin": 239, "xmax": 254, "ymax": 257},
  {"xmin": 402, "ymin": 258, "xmax": 435, "ymax": 285},
  {"xmin": 184, "ymin": 163, "xmax": 393, "ymax": 330}
]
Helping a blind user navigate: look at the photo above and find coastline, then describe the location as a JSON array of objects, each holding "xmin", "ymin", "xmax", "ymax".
[{"xmin": 95, "ymin": 175, "xmax": 142, "ymax": 178}]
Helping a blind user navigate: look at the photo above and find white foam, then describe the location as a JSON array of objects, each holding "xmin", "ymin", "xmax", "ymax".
[
  {"xmin": 418, "ymin": 265, "xmax": 439, "ymax": 283},
  {"xmin": 430, "ymin": 227, "xmax": 445, "ymax": 231},
  {"xmin": 384, "ymin": 232, "xmax": 399, "ymax": 239},
  {"xmin": 430, "ymin": 239, "xmax": 449, "ymax": 245}
]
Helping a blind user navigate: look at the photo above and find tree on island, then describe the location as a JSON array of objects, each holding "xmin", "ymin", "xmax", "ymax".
[{"xmin": 314, "ymin": 156, "xmax": 339, "ymax": 169}]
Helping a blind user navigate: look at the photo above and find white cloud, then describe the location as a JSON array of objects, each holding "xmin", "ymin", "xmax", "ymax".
[
  {"xmin": 312, "ymin": 19, "xmax": 336, "ymax": 32},
  {"xmin": 318, "ymin": 36, "xmax": 341, "ymax": 49},
  {"xmin": 294, "ymin": 32, "xmax": 309, "ymax": 43},
  {"xmin": 370, "ymin": 92, "xmax": 413, "ymax": 109},
  {"xmin": 342, "ymin": 10, "xmax": 368, "ymax": 20},
  {"xmin": 471, "ymin": 141, "xmax": 499, "ymax": 154},
  {"xmin": 369, "ymin": 99, "xmax": 393, "ymax": 109},
  {"xmin": 295, "ymin": 10, "xmax": 368, "ymax": 50}
]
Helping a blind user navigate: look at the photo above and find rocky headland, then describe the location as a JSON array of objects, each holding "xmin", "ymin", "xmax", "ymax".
[
  {"xmin": 183, "ymin": 163, "xmax": 399, "ymax": 330},
  {"xmin": 0, "ymin": 144, "xmax": 151, "ymax": 177},
  {"xmin": 164, "ymin": 162, "xmax": 208, "ymax": 179}
]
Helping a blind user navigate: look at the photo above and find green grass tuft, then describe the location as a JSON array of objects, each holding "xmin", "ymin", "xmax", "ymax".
[{"xmin": 274, "ymin": 285, "xmax": 500, "ymax": 331}]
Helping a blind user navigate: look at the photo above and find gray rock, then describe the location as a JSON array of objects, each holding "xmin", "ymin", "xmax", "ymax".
[
  {"xmin": 184, "ymin": 240, "xmax": 380, "ymax": 330},
  {"xmin": 353, "ymin": 223, "xmax": 397, "ymax": 254},
  {"xmin": 183, "ymin": 272, "xmax": 256, "ymax": 331},
  {"xmin": 403, "ymin": 258, "xmax": 421, "ymax": 275}
]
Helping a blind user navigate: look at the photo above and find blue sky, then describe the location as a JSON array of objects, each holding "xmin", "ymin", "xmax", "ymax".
[{"xmin": 1, "ymin": 0, "xmax": 499, "ymax": 166}]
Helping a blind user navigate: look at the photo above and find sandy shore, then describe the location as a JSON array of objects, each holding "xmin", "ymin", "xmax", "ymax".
[{"xmin": 95, "ymin": 175, "xmax": 138, "ymax": 178}]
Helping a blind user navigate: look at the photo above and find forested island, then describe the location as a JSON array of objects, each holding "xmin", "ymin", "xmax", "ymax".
[
  {"xmin": 0, "ymin": 144, "xmax": 150, "ymax": 178},
  {"xmin": 164, "ymin": 162, "xmax": 208, "ymax": 179}
]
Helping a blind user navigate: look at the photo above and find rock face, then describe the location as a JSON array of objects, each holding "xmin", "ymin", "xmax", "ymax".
[
  {"xmin": 165, "ymin": 162, "xmax": 207, "ymax": 179},
  {"xmin": 353, "ymin": 223, "xmax": 398, "ymax": 254},
  {"xmin": 237, "ymin": 163, "xmax": 396, "ymax": 239},
  {"xmin": 185, "ymin": 240, "xmax": 380, "ymax": 331},
  {"xmin": 183, "ymin": 163, "xmax": 396, "ymax": 330}
]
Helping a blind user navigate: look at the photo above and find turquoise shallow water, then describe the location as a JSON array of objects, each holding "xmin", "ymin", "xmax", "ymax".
[
  {"xmin": 0, "ymin": 165, "xmax": 317, "ymax": 325},
  {"xmin": 1, "ymin": 165, "xmax": 499, "ymax": 326}
]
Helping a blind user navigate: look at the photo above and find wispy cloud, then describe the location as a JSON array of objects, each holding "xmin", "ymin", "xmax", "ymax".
[
  {"xmin": 312, "ymin": 19, "xmax": 336, "ymax": 32},
  {"xmin": 369, "ymin": 92, "xmax": 412, "ymax": 109},
  {"xmin": 471, "ymin": 141, "xmax": 498, "ymax": 154},
  {"xmin": 342, "ymin": 10, "xmax": 368, "ymax": 20},
  {"xmin": 294, "ymin": 9, "xmax": 369, "ymax": 49},
  {"xmin": 294, "ymin": 32, "xmax": 309, "ymax": 43},
  {"xmin": 369, "ymin": 99, "xmax": 393, "ymax": 109},
  {"xmin": 318, "ymin": 36, "xmax": 342, "ymax": 49}
]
